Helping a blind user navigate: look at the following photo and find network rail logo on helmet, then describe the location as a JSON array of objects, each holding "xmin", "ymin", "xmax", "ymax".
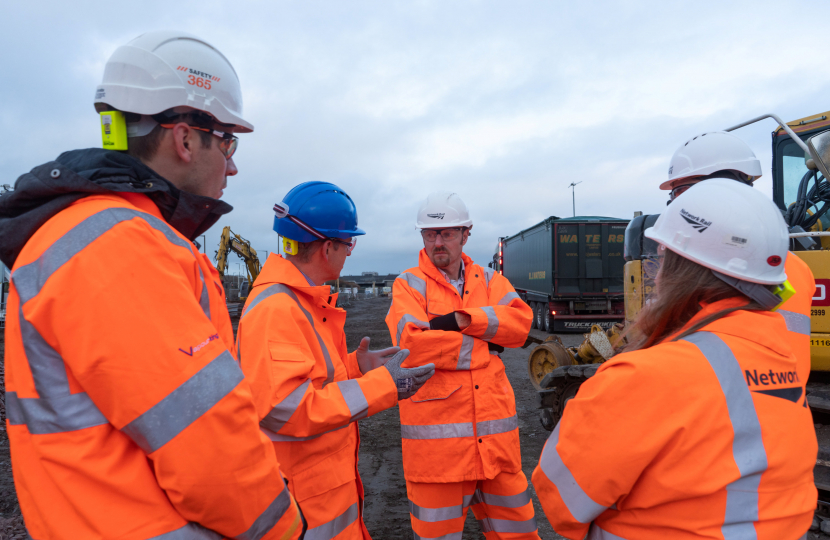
[
  {"xmin": 427, "ymin": 213, "xmax": 445, "ymax": 220},
  {"xmin": 680, "ymin": 208, "xmax": 712, "ymax": 233}
]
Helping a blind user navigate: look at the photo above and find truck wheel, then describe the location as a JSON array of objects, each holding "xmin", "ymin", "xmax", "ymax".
[
  {"xmin": 537, "ymin": 364, "xmax": 601, "ymax": 430},
  {"xmin": 542, "ymin": 305, "xmax": 551, "ymax": 333},
  {"xmin": 535, "ymin": 303, "xmax": 545, "ymax": 332},
  {"xmin": 530, "ymin": 302, "xmax": 538, "ymax": 330}
]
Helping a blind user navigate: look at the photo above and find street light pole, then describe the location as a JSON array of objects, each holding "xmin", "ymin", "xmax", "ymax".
[{"xmin": 568, "ymin": 181, "xmax": 582, "ymax": 217}]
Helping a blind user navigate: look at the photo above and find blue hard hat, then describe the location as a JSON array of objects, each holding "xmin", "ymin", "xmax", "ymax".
[{"xmin": 273, "ymin": 181, "xmax": 366, "ymax": 242}]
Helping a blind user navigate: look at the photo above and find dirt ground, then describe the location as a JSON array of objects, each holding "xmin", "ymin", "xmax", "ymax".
[{"xmin": 343, "ymin": 296, "xmax": 568, "ymax": 539}]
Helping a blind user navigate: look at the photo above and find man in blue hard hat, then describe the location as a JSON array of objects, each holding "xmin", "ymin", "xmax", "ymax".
[{"xmin": 235, "ymin": 181, "xmax": 435, "ymax": 539}]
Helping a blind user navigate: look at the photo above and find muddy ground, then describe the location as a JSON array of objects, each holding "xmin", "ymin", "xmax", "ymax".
[{"xmin": 343, "ymin": 297, "xmax": 568, "ymax": 539}]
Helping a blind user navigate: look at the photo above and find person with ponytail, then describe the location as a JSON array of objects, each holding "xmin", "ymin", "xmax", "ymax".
[{"xmin": 532, "ymin": 179, "xmax": 816, "ymax": 540}]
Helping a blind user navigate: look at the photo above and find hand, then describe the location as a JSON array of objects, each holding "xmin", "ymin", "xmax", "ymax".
[
  {"xmin": 383, "ymin": 350, "xmax": 435, "ymax": 400},
  {"xmin": 455, "ymin": 312, "xmax": 472, "ymax": 329},
  {"xmin": 356, "ymin": 337, "xmax": 401, "ymax": 375}
]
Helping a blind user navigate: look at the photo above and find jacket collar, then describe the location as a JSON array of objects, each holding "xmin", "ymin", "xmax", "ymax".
[
  {"xmin": 0, "ymin": 148, "xmax": 232, "ymax": 267},
  {"xmin": 667, "ymin": 297, "xmax": 792, "ymax": 355},
  {"xmin": 255, "ymin": 253, "xmax": 336, "ymax": 305},
  {"xmin": 418, "ymin": 249, "xmax": 475, "ymax": 294}
]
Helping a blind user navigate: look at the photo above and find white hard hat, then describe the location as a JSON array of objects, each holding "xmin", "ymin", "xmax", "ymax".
[
  {"xmin": 416, "ymin": 192, "xmax": 473, "ymax": 229},
  {"xmin": 94, "ymin": 30, "xmax": 253, "ymax": 133},
  {"xmin": 661, "ymin": 131, "xmax": 762, "ymax": 190},
  {"xmin": 645, "ymin": 179, "xmax": 788, "ymax": 285}
]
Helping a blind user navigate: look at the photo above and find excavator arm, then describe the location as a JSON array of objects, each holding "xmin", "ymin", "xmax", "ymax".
[{"xmin": 214, "ymin": 226, "xmax": 262, "ymax": 301}]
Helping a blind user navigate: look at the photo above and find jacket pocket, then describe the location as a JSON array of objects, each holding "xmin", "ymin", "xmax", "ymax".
[
  {"xmin": 290, "ymin": 447, "xmax": 357, "ymax": 502},
  {"xmin": 410, "ymin": 384, "xmax": 461, "ymax": 403}
]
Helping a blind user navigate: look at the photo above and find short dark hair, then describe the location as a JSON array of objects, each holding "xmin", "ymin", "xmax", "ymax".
[
  {"xmin": 125, "ymin": 112, "xmax": 213, "ymax": 162},
  {"xmin": 286, "ymin": 239, "xmax": 341, "ymax": 263}
]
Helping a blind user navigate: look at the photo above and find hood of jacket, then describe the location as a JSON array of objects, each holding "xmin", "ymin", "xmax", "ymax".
[{"xmin": 0, "ymin": 148, "xmax": 232, "ymax": 268}]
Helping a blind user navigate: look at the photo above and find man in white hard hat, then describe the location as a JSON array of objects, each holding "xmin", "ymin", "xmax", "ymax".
[
  {"xmin": 0, "ymin": 32, "xmax": 303, "ymax": 539},
  {"xmin": 385, "ymin": 192, "xmax": 540, "ymax": 539},
  {"xmin": 660, "ymin": 130, "xmax": 814, "ymax": 393}
]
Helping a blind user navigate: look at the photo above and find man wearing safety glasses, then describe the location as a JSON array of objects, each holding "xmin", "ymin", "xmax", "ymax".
[
  {"xmin": 0, "ymin": 31, "xmax": 305, "ymax": 539},
  {"xmin": 235, "ymin": 181, "xmax": 435, "ymax": 539},
  {"xmin": 385, "ymin": 192, "xmax": 540, "ymax": 540}
]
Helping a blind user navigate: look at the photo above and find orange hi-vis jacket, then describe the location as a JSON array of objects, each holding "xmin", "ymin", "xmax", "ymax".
[
  {"xmin": 532, "ymin": 298, "xmax": 817, "ymax": 540},
  {"xmin": 237, "ymin": 254, "xmax": 399, "ymax": 539},
  {"xmin": 777, "ymin": 254, "xmax": 814, "ymax": 382},
  {"xmin": 6, "ymin": 192, "xmax": 301, "ymax": 539},
  {"xmin": 385, "ymin": 250, "xmax": 533, "ymax": 483}
]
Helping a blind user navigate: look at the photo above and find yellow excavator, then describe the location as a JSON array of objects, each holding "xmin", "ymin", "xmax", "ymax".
[{"xmin": 215, "ymin": 226, "xmax": 262, "ymax": 302}]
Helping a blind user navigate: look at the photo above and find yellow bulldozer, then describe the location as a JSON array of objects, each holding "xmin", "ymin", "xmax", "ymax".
[{"xmin": 215, "ymin": 226, "xmax": 262, "ymax": 302}]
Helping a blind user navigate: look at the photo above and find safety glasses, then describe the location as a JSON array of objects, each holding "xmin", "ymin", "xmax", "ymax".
[
  {"xmin": 421, "ymin": 228, "xmax": 464, "ymax": 242},
  {"xmin": 273, "ymin": 202, "xmax": 357, "ymax": 254},
  {"xmin": 159, "ymin": 123, "xmax": 238, "ymax": 160}
]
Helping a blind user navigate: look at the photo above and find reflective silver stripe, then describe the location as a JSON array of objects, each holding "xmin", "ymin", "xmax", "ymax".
[
  {"xmin": 401, "ymin": 422, "xmax": 474, "ymax": 440},
  {"xmin": 587, "ymin": 524, "xmax": 627, "ymax": 540},
  {"xmin": 396, "ymin": 314, "xmax": 429, "ymax": 346},
  {"xmin": 197, "ymin": 266, "xmax": 211, "ymax": 320},
  {"xmin": 483, "ymin": 267, "xmax": 494, "ymax": 288},
  {"xmin": 471, "ymin": 488, "xmax": 531, "ymax": 508},
  {"xmin": 478, "ymin": 516, "xmax": 537, "ymax": 534},
  {"xmin": 397, "ymin": 272, "xmax": 427, "ymax": 299},
  {"xmin": 237, "ymin": 485, "xmax": 294, "ymax": 540},
  {"xmin": 122, "ymin": 351, "xmax": 243, "ymax": 454},
  {"xmin": 5, "ymin": 390, "xmax": 107, "ymax": 434},
  {"xmin": 480, "ymin": 306, "xmax": 499, "ymax": 341},
  {"xmin": 413, "ymin": 532, "xmax": 462, "ymax": 540},
  {"xmin": 147, "ymin": 522, "xmax": 221, "ymax": 540},
  {"xmin": 539, "ymin": 423, "xmax": 608, "ymax": 523},
  {"xmin": 497, "ymin": 291, "xmax": 520, "ymax": 305},
  {"xmin": 779, "ymin": 309, "xmax": 810, "ymax": 335},
  {"xmin": 10, "ymin": 207, "xmax": 207, "ymax": 437},
  {"xmin": 682, "ymin": 332, "xmax": 768, "ymax": 540},
  {"xmin": 409, "ymin": 499, "xmax": 464, "ymax": 522},
  {"xmin": 13, "ymin": 207, "xmax": 194, "ymax": 306},
  {"xmin": 476, "ymin": 415, "xmax": 518, "ymax": 436},
  {"xmin": 261, "ymin": 423, "xmax": 348, "ymax": 442},
  {"xmin": 304, "ymin": 502, "xmax": 359, "ymax": 540},
  {"xmin": 338, "ymin": 379, "xmax": 369, "ymax": 422},
  {"xmin": 12, "ymin": 303, "xmax": 107, "ymax": 433},
  {"xmin": 241, "ymin": 284, "xmax": 334, "ymax": 386},
  {"xmin": 260, "ymin": 380, "xmax": 311, "ymax": 433},
  {"xmin": 457, "ymin": 335, "xmax": 474, "ymax": 370}
]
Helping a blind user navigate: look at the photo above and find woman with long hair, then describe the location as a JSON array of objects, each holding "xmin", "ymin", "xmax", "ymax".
[{"xmin": 532, "ymin": 179, "xmax": 816, "ymax": 540}]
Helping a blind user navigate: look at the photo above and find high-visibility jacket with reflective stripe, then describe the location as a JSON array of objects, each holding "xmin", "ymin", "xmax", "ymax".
[
  {"xmin": 6, "ymin": 192, "xmax": 301, "ymax": 540},
  {"xmin": 385, "ymin": 251, "xmax": 533, "ymax": 482},
  {"xmin": 779, "ymin": 254, "xmax": 814, "ymax": 383},
  {"xmin": 237, "ymin": 254, "xmax": 398, "ymax": 537},
  {"xmin": 532, "ymin": 297, "xmax": 817, "ymax": 540}
]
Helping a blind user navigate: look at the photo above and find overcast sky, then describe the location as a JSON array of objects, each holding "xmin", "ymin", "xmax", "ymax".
[{"xmin": 4, "ymin": 1, "xmax": 830, "ymax": 276}]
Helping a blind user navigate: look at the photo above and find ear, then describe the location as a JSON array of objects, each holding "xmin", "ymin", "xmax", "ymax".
[
  {"xmin": 170, "ymin": 122, "xmax": 195, "ymax": 164},
  {"xmin": 461, "ymin": 229, "xmax": 470, "ymax": 247},
  {"xmin": 320, "ymin": 240, "xmax": 335, "ymax": 263}
]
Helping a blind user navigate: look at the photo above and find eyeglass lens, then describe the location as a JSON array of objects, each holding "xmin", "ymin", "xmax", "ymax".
[{"xmin": 422, "ymin": 229, "xmax": 461, "ymax": 242}]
